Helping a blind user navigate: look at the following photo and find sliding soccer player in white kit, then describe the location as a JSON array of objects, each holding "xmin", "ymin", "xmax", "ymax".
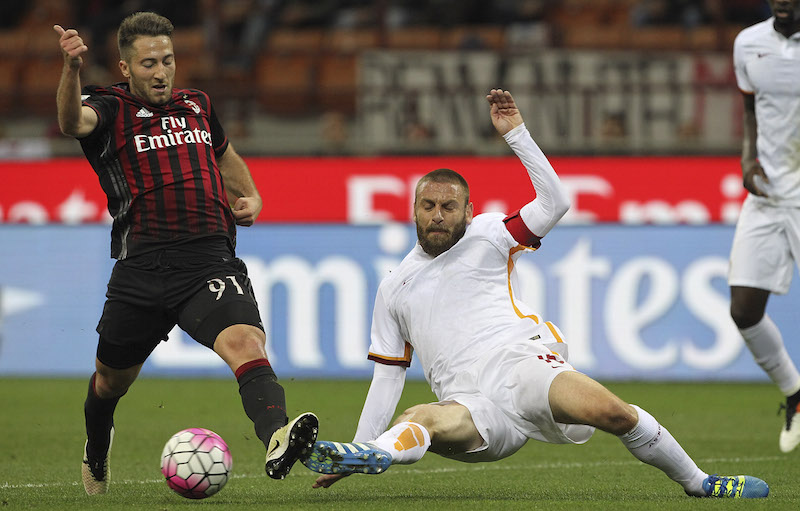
[{"xmin": 304, "ymin": 89, "xmax": 769, "ymax": 499}]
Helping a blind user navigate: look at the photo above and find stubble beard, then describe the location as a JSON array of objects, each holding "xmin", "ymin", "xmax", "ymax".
[
  {"xmin": 130, "ymin": 77, "xmax": 171, "ymax": 106},
  {"xmin": 417, "ymin": 217, "xmax": 468, "ymax": 257}
]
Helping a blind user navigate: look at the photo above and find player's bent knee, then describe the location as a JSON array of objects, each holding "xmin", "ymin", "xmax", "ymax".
[
  {"xmin": 394, "ymin": 404, "xmax": 435, "ymax": 426},
  {"xmin": 394, "ymin": 403, "xmax": 460, "ymax": 432},
  {"xmin": 729, "ymin": 287, "xmax": 769, "ymax": 329},
  {"xmin": 94, "ymin": 366, "xmax": 138, "ymax": 397},
  {"xmin": 394, "ymin": 402, "xmax": 482, "ymax": 453},
  {"xmin": 214, "ymin": 325, "xmax": 267, "ymax": 364},
  {"xmin": 729, "ymin": 304, "xmax": 763, "ymax": 329},
  {"xmin": 594, "ymin": 402, "xmax": 637, "ymax": 435}
]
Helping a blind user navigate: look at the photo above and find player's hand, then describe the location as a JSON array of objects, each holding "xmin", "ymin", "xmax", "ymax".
[
  {"xmin": 312, "ymin": 473, "xmax": 349, "ymax": 489},
  {"xmin": 232, "ymin": 196, "xmax": 262, "ymax": 226},
  {"xmin": 742, "ymin": 159, "xmax": 769, "ymax": 198},
  {"xmin": 53, "ymin": 25, "xmax": 88, "ymax": 69},
  {"xmin": 486, "ymin": 89, "xmax": 523, "ymax": 136}
]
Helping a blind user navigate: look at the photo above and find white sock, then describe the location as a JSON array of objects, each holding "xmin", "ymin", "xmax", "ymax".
[
  {"xmin": 740, "ymin": 315, "xmax": 800, "ymax": 395},
  {"xmin": 618, "ymin": 405, "xmax": 707, "ymax": 496},
  {"xmin": 370, "ymin": 421, "xmax": 431, "ymax": 465}
]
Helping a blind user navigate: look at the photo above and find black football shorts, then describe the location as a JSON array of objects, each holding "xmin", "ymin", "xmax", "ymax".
[{"xmin": 95, "ymin": 248, "xmax": 263, "ymax": 369}]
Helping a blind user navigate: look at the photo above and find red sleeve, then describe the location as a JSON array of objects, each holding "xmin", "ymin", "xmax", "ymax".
[{"xmin": 503, "ymin": 209, "xmax": 542, "ymax": 248}]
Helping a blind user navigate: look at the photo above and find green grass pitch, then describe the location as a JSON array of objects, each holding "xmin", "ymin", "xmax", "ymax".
[{"xmin": 0, "ymin": 378, "xmax": 796, "ymax": 510}]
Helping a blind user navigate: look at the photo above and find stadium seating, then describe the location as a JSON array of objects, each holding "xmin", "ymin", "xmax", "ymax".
[
  {"xmin": 254, "ymin": 52, "xmax": 317, "ymax": 115},
  {"xmin": 442, "ymin": 26, "xmax": 505, "ymax": 50},
  {"xmin": 266, "ymin": 28, "xmax": 324, "ymax": 54},
  {"xmin": 385, "ymin": 27, "xmax": 442, "ymax": 50},
  {"xmin": 317, "ymin": 53, "xmax": 358, "ymax": 113},
  {"xmin": 0, "ymin": 0, "xmax": 756, "ymax": 120},
  {"xmin": 323, "ymin": 28, "xmax": 380, "ymax": 54},
  {"xmin": 170, "ymin": 27, "xmax": 211, "ymax": 83}
]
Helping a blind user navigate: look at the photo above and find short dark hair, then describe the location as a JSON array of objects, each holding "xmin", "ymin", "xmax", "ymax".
[
  {"xmin": 117, "ymin": 12, "xmax": 174, "ymax": 61},
  {"xmin": 415, "ymin": 168, "xmax": 470, "ymax": 205}
]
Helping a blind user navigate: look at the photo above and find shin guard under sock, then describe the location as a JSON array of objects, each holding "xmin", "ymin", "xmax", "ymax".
[
  {"xmin": 84, "ymin": 373, "xmax": 121, "ymax": 459},
  {"xmin": 236, "ymin": 359, "xmax": 287, "ymax": 448}
]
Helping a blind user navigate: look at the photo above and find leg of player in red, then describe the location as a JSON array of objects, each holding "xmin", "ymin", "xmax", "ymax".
[{"xmin": 82, "ymin": 324, "xmax": 317, "ymax": 493}]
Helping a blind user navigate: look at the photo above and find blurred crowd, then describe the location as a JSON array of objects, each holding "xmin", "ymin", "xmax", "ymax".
[
  {"xmin": 0, "ymin": 0, "xmax": 774, "ymax": 156},
  {"xmin": 6, "ymin": 0, "xmax": 771, "ymax": 36}
]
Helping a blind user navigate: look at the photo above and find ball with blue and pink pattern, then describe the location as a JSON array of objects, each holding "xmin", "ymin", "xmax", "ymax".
[{"xmin": 161, "ymin": 428, "xmax": 233, "ymax": 499}]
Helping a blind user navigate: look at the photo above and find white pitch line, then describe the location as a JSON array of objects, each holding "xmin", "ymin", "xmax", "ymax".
[
  {"xmin": 0, "ymin": 473, "xmax": 249, "ymax": 490},
  {"xmin": 0, "ymin": 455, "xmax": 784, "ymax": 490},
  {"xmin": 397, "ymin": 455, "xmax": 785, "ymax": 476}
]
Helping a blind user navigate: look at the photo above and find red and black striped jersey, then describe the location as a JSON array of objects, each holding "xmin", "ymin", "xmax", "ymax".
[{"xmin": 79, "ymin": 82, "xmax": 236, "ymax": 260}]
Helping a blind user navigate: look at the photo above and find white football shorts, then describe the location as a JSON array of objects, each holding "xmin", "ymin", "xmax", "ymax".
[
  {"xmin": 437, "ymin": 328, "xmax": 595, "ymax": 463},
  {"xmin": 729, "ymin": 195, "xmax": 800, "ymax": 295}
]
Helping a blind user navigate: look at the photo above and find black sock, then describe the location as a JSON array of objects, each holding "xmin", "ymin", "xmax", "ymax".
[
  {"xmin": 236, "ymin": 359, "xmax": 287, "ymax": 449},
  {"xmin": 788, "ymin": 389, "xmax": 800, "ymax": 407},
  {"xmin": 84, "ymin": 373, "xmax": 121, "ymax": 460}
]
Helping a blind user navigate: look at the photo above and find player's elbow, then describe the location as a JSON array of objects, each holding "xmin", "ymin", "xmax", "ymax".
[
  {"xmin": 60, "ymin": 121, "xmax": 94, "ymax": 139},
  {"xmin": 58, "ymin": 116, "xmax": 87, "ymax": 138},
  {"xmin": 58, "ymin": 106, "xmax": 97, "ymax": 138},
  {"xmin": 555, "ymin": 198, "xmax": 570, "ymax": 218},
  {"xmin": 58, "ymin": 118, "xmax": 78, "ymax": 138},
  {"xmin": 60, "ymin": 127, "xmax": 81, "ymax": 139},
  {"xmin": 552, "ymin": 191, "xmax": 571, "ymax": 220}
]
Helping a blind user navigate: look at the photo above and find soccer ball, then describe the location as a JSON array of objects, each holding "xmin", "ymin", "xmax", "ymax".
[{"xmin": 160, "ymin": 428, "xmax": 233, "ymax": 499}]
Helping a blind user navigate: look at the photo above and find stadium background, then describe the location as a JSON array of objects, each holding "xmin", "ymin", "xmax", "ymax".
[{"xmin": 2, "ymin": 0, "xmax": 798, "ymax": 381}]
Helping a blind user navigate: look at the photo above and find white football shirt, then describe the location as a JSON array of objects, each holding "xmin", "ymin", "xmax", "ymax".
[
  {"xmin": 733, "ymin": 18, "xmax": 800, "ymax": 205},
  {"xmin": 368, "ymin": 213, "xmax": 561, "ymax": 399}
]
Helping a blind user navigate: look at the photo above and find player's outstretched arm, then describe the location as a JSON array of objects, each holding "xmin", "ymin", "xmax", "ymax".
[
  {"xmin": 486, "ymin": 89, "xmax": 523, "ymax": 136},
  {"xmin": 492, "ymin": 89, "xmax": 570, "ymax": 238},
  {"xmin": 53, "ymin": 25, "xmax": 97, "ymax": 138}
]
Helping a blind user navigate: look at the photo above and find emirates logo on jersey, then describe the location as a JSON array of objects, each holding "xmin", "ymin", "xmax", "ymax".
[
  {"xmin": 133, "ymin": 116, "xmax": 211, "ymax": 153},
  {"xmin": 184, "ymin": 99, "xmax": 201, "ymax": 114}
]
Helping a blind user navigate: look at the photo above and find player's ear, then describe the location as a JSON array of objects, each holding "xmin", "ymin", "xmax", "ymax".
[
  {"xmin": 466, "ymin": 201, "xmax": 474, "ymax": 223},
  {"xmin": 119, "ymin": 59, "xmax": 129, "ymax": 78}
]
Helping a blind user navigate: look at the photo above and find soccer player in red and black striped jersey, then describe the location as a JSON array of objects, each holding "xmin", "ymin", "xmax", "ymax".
[{"xmin": 54, "ymin": 12, "xmax": 318, "ymax": 495}]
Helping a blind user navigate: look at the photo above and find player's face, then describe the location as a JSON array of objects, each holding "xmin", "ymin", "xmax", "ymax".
[
  {"xmin": 770, "ymin": 0, "xmax": 800, "ymax": 26},
  {"xmin": 414, "ymin": 180, "xmax": 473, "ymax": 257},
  {"xmin": 119, "ymin": 35, "xmax": 175, "ymax": 106}
]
